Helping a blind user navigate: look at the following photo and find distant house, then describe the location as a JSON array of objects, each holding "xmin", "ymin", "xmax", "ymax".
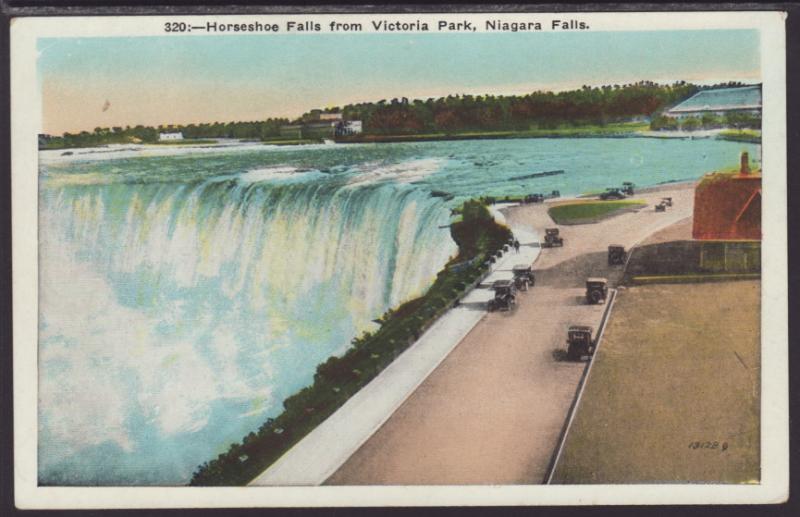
[
  {"xmin": 336, "ymin": 120, "xmax": 363, "ymax": 136},
  {"xmin": 158, "ymin": 132, "xmax": 184, "ymax": 141},
  {"xmin": 664, "ymin": 85, "xmax": 761, "ymax": 120},
  {"xmin": 693, "ymin": 152, "xmax": 761, "ymax": 241}
]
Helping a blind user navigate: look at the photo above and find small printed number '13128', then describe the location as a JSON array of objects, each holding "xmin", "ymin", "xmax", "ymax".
[{"xmin": 689, "ymin": 441, "xmax": 728, "ymax": 451}]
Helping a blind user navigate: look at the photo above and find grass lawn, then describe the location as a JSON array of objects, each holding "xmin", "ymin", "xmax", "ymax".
[
  {"xmin": 717, "ymin": 129, "xmax": 761, "ymax": 144},
  {"xmin": 552, "ymin": 281, "xmax": 760, "ymax": 483},
  {"xmin": 548, "ymin": 200, "xmax": 646, "ymax": 224}
]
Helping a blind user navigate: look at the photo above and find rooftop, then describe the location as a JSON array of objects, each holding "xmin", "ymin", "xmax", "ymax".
[{"xmin": 667, "ymin": 85, "xmax": 761, "ymax": 114}]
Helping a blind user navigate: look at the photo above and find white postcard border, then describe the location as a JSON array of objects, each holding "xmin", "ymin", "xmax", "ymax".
[{"xmin": 11, "ymin": 10, "xmax": 789, "ymax": 508}]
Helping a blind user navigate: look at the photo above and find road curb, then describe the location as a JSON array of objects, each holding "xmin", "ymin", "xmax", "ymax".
[
  {"xmin": 543, "ymin": 211, "xmax": 687, "ymax": 482},
  {"xmin": 544, "ymin": 287, "xmax": 618, "ymax": 484}
]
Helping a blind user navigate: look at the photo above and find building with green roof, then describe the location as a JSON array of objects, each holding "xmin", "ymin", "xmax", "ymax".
[{"xmin": 664, "ymin": 85, "xmax": 761, "ymax": 120}]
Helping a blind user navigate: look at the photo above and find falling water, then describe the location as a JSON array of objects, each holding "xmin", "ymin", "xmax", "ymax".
[{"xmin": 38, "ymin": 160, "xmax": 456, "ymax": 485}]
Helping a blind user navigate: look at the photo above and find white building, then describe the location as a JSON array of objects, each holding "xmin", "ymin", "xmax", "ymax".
[
  {"xmin": 338, "ymin": 120, "xmax": 363, "ymax": 135},
  {"xmin": 158, "ymin": 132, "xmax": 184, "ymax": 141}
]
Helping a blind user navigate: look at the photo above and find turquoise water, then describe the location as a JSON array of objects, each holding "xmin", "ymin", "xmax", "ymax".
[{"xmin": 38, "ymin": 137, "xmax": 758, "ymax": 485}]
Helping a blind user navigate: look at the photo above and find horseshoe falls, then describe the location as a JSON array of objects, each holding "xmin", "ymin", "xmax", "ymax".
[
  {"xmin": 38, "ymin": 156, "xmax": 455, "ymax": 485},
  {"xmin": 37, "ymin": 138, "xmax": 758, "ymax": 485}
]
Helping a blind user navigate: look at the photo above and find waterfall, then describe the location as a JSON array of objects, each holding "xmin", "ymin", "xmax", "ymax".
[{"xmin": 38, "ymin": 172, "xmax": 456, "ymax": 485}]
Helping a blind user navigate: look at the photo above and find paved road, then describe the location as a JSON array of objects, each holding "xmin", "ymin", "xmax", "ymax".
[{"xmin": 327, "ymin": 185, "xmax": 695, "ymax": 485}]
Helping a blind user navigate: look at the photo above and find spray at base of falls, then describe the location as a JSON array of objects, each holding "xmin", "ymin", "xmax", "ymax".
[{"xmin": 38, "ymin": 175, "xmax": 456, "ymax": 485}]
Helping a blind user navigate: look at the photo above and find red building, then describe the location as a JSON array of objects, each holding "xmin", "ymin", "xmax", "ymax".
[{"xmin": 692, "ymin": 152, "xmax": 761, "ymax": 241}]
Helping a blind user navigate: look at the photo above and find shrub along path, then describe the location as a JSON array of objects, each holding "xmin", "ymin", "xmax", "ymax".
[{"xmin": 248, "ymin": 208, "xmax": 539, "ymax": 486}]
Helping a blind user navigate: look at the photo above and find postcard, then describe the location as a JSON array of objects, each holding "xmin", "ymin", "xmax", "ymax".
[{"xmin": 10, "ymin": 8, "xmax": 788, "ymax": 508}]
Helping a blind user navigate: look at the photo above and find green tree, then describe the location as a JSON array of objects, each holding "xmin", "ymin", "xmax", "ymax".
[
  {"xmin": 680, "ymin": 117, "xmax": 702, "ymax": 132},
  {"xmin": 701, "ymin": 113, "xmax": 722, "ymax": 129},
  {"xmin": 724, "ymin": 111, "xmax": 761, "ymax": 129},
  {"xmin": 650, "ymin": 115, "xmax": 679, "ymax": 131}
]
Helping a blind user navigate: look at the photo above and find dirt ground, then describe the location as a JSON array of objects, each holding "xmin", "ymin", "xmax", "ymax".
[
  {"xmin": 327, "ymin": 183, "xmax": 697, "ymax": 485},
  {"xmin": 551, "ymin": 281, "xmax": 760, "ymax": 484},
  {"xmin": 640, "ymin": 216, "xmax": 693, "ymax": 244}
]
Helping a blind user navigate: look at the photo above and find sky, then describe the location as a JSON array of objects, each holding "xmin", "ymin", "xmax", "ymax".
[{"xmin": 38, "ymin": 30, "xmax": 760, "ymax": 135}]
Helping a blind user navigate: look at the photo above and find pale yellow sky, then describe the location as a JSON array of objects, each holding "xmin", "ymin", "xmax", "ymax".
[
  {"xmin": 41, "ymin": 70, "xmax": 760, "ymax": 136},
  {"xmin": 39, "ymin": 31, "xmax": 761, "ymax": 135}
]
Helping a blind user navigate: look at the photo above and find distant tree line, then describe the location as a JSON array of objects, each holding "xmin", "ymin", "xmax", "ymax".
[
  {"xmin": 40, "ymin": 119, "xmax": 290, "ymax": 149},
  {"xmin": 324, "ymin": 81, "xmax": 694, "ymax": 134},
  {"xmin": 308, "ymin": 81, "xmax": 750, "ymax": 135},
  {"xmin": 40, "ymin": 80, "xmax": 757, "ymax": 148}
]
